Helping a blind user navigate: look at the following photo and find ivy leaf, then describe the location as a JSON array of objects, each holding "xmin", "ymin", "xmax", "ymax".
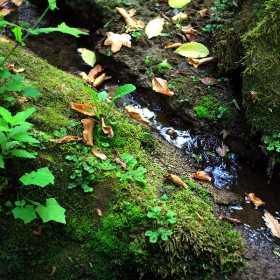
[
  {"xmin": 19, "ymin": 167, "xmax": 54, "ymax": 187},
  {"xmin": 168, "ymin": 0, "xmax": 191, "ymax": 8},
  {"xmin": 174, "ymin": 42, "xmax": 209, "ymax": 58},
  {"xmin": 35, "ymin": 198, "xmax": 66, "ymax": 224},
  {"xmin": 12, "ymin": 204, "xmax": 37, "ymax": 223}
]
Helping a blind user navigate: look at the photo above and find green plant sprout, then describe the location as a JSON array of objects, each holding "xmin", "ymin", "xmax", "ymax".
[
  {"xmin": 157, "ymin": 59, "xmax": 172, "ymax": 72},
  {"xmin": 11, "ymin": 167, "xmax": 66, "ymax": 224},
  {"xmin": 145, "ymin": 206, "xmax": 176, "ymax": 243}
]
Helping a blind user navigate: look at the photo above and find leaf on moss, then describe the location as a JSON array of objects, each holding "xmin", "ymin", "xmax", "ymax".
[
  {"xmin": 101, "ymin": 117, "xmax": 114, "ymax": 138},
  {"xmin": 245, "ymin": 193, "xmax": 265, "ymax": 207},
  {"xmin": 95, "ymin": 208, "xmax": 102, "ymax": 216},
  {"xmin": 112, "ymin": 150, "xmax": 127, "ymax": 169},
  {"xmin": 70, "ymin": 102, "xmax": 97, "ymax": 116},
  {"xmin": 92, "ymin": 147, "xmax": 107, "ymax": 160},
  {"xmin": 145, "ymin": 17, "xmax": 164, "ymax": 39},
  {"xmin": 174, "ymin": 42, "xmax": 209, "ymax": 58},
  {"xmin": 124, "ymin": 105, "xmax": 150, "ymax": 125},
  {"xmin": 81, "ymin": 118, "xmax": 95, "ymax": 146},
  {"xmin": 152, "ymin": 77, "xmax": 174, "ymax": 96},
  {"xmin": 55, "ymin": 135, "xmax": 83, "ymax": 144},
  {"xmin": 263, "ymin": 211, "xmax": 280, "ymax": 238},
  {"xmin": 196, "ymin": 212, "xmax": 204, "ymax": 224},
  {"xmin": 163, "ymin": 174, "xmax": 188, "ymax": 189},
  {"xmin": 193, "ymin": 170, "xmax": 212, "ymax": 181},
  {"xmin": 104, "ymin": 32, "xmax": 131, "ymax": 53}
]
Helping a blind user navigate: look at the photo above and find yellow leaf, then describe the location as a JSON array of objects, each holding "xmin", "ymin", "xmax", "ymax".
[
  {"xmin": 174, "ymin": 42, "xmax": 209, "ymax": 58},
  {"xmin": 263, "ymin": 211, "xmax": 280, "ymax": 238},
  {"xmin": 168, "ymin": 0, "xmax": 191, "ymax": 8},
  {"xmin": 172, "ymin": 12, "xmax": 188, "ymax": 24},
  {"xmin": 92, "ymin": 147, "xmax": 107, "ymax": 160},
  {"xmin": 104, "ymin": 32, "xmax": 131, "ymax": 53},
  {"xmin": 145, "ymin": 17, "xmax": 164, "ymax": 39},
  {"xmin": 77, "ymin": 48, "xmax": 96, "ymax": 67}
]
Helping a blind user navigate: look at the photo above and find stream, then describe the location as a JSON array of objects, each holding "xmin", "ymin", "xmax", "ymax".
[{"xmin": 2, "ymin": 0, "xmax": 280, "ymax": 278}]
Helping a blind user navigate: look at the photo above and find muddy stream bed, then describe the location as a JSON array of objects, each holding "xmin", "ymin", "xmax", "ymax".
[{"xmin": 3, "ymin": 1, "xmax": 280, "ymax": 279}]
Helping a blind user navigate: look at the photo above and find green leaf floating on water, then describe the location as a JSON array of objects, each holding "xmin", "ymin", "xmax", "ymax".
[
  {"xmin": 168, "ymin": 0, "xmax": 191, "ymax": 8},
  {"xmin": 174, "ymin": 42, "xmax": 209, "ymax": 58},
  {"xmin": 78, "ymin": 48, "xmax": 96, "ymax": 67}
]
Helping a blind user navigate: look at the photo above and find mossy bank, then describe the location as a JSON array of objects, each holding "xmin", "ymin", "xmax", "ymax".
[{"xmin": 0, "ymin": 40, "xmax": 246, "ymax": 279}]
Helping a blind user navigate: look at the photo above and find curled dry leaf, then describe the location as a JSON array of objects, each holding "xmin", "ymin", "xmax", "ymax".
[
  {"xmin": 245, "ymin": 193, "xmax": 265, "ymax": 207},
  {"xmin": 196, "ymin": 212, "xmax": 204, "ymax": 224},
  {"xmin": 55, "ymin": 135, "xmax": 83, "ymax": 144},
  {"xmin": 200, "ymin": 76, "xmax": 218, "ymax": 86},
  {"xmin": 50, "ymin": 263, "xmax": 58, "ymax": 277},
  {"xmin": 172, "ymin": 12, "xmax": 188, "ymax": 24},
  {"xmin": 251, "ymin": 90, "xmax": 258, "ymax": 103},
  {"xmin": 185, "ymin": 34, "xmax": 197, "ymax": 42},
  {"xmin": 181, "ymin": 25, "xmax": 199, "ymax": 35},
  {"xmin": 95, "ymin": 208, "xmax": 103, "ymax": 217},
  {"xmin": 221, "ymin": 129, "xmax": 230, "ymax": 140},
  {"xmin": 81, "ymin": 118, "xmax": 95, "ymax": 146},
  {"xmin": 112, "ymin": 150, "xmax": 126, "ymax": 169},
  {"xmin": 116, "ymin": 7, "xmax": 139, "ymax": 32},
  {"xmin": 216, "ymin": 143, "xmax": 229, "ymax": 157},
  {"xmin": 189, "ymin": 57, "xmax": 214, "ymax": 68},
  {"xmin": 124, "ymin": 105, "xmax": 150, "ymax": 125},
  {"xmin": 263, "ymin": 211, "xmax": 280, "ymax": 238},
  {"xmin": 193, "ymin": 170, "xmax": 212, "ymax": 181},
  {"xmin": 104, "ymin": 32, "xmax": 131, "ymax": 53},
  {"xmin": 92, "ymin": 73, "xmax": 106, "ymax": 88},
  {"xmin": 88, "ymin": 64, "xmax": 103, "ymax": 80},
  {"xmin": 167, "ymin": 129, "xmax": 178, "ymax": 140},
  {"xmin": 219, "ymin": 215, "xmax": 242, "ymax": 224},
  {"xmin": 101, "ymin": 117, "xmax": 114, "ymax": 138},
  {"xmin": 12, "ymin": 0, "xmax": 24, "ymax": 6},
  {"xmin": 92, "ymin": 147, "xmax": 107, "ymax": 160},
  {"xmin": 165, "ymin": 42, "xmax": 182, "ymax": 49},
  {"xmin": 70, "ymin": 102, "xmax": 97, "ymax": 116},
  {"xmin": 199, "ymin": 8, "xmax": 208, "ymax": 17},
  {"xmin": 8, "ymin": 64, "xmax": 25, "ymax": 74},
  {"xmin": 163, "ymin": 174, "xmax": 188, "ymax": 189},
  {"xmin": 152, "ymin": 77, "xmax": 174, "ymax": 96},
  {"xmin": 176, "ymin": 69, "xmax": 189, "ymax": 76},
  {"xmin": 32, "ymin": 226, "xmax": 43, "ymax": 236}
]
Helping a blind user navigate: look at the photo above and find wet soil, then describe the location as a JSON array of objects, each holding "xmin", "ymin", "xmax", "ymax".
[{"xmin": 3, "ymin": 0, "xmax": 280, "ymax": 279}]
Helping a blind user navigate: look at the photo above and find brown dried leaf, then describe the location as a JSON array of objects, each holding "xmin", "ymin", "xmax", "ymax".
[
  {"xmin": 12, "ymin": 0, "xmax": 24, "ymax": 6},
  {"xmin": 92, "ymin": 73, "xmax": 106, "ymax": 88},
  {"xmin": 200, "ymin": 76, "xmax": 218, "ymax": 85},
  {"xmin": 245, "ymin": 193, "xmax": 265, "ymax": 207},
  {"xmin": 0, "ymin": 8, "xmax": 10, "ymax": 16},
  {"xmin": 95, "ymin": 208, "xmax": 103, "ymax": 217},
  {"xmin": 193, "ymin": 170, "xmax": 212, "ymax": 181},
  {"xmin": 189, "ymin": 57, "xmax": 214, "ymax": 69},
  {"xmin": 0, "ymin": 0, "xmax": 8, "ymax": 6},
  {"xmin": 101, "ymin": 117, "xmax": 114, "ymax": 138},
  {"xmin": 251, "ymin": 90, "xmax": 258, "ymax": 103},
  {"xmin": 263, "ymin": 211, "xmax": 280, "ymax": 238},
  {"xmin": 165, "ymin": 42, "xmax": 182, "ymax": 49},
  {"xmin": 199, "ymin": 8, "xmax": 208, "ymax": 17},
  {"xmin": 152, "ymin": 77, "xmax": 174, "ymax": 96},
  {"xmin": 116, "ymin": 7, "xmax": 138, "ymax": 32},
  {"xmin": 219, "ymin": 215, "xmax": 242, "ymax": 224},
  {"xmin": 181, "ymin": 26, "xmax": 198, "ymax": 35},
  {"xmin": 81, "ymin": 118, "xmax": 95, "ymax": 146},
  {"xmin": 163, "ymin": 174, "xmax": 188, "ymax": 189},
  {"xmin": 92, "ymin": 147, "xmax": 107, "ymax": 160},
  {"xmin": 88, "ymin": 64, "xmax": 103, "ymax": 80},
  {"xmin": 70, "ymin": 102, "xmax": 97, "ymax": 116},
  {"xmin": 76, "ymin": 71, "xmax": 92, "ymax": 83},
  {"xmin": 185, "ymin": 34, "xmax": 197, "ymax": 42},
  {"xmin": 176, "ymin": 69, "xmax": 188, "ymax": 76},
  {"xmin": 104, "ymin": 32, "xmax": 131, "ymax": 53},
  {"xmin": 172, "ymin": 12, "xmax": 188, "ymax": 24},
  {"xmin": 50, "ymin": 263, "xmax": 58, "ymax": 277},
  {"xmin": 32, "ymin": 226, "xmax": 43, "ymax": 236},
  {"xmin": 196, "ymin": 212, "xmax": 204, "ymax": 224},
  {"xmin": 216, "ymin": 143, "xmax": 229, "ymax": 157},
  {"xmin": 8, "ymin": 64, "xmax": 25, "ymax": 74},
  {"xmin": 124, "ymin": 105, "xmax": 150, "ymax": 125},
  {"xmin": 17, "ymin": 96, "xmax": 31, "ymax": 104},
  {"xmin": 112, "ymin": 150, "xmax": 126, "ymax": 169},
  {"xmin": 221, "ymin": 129, "xmax": 230, "ymax": 140},
  {"xmin": 167, "ymin": 129, "xmax": 178, "ymax": 140},
  {"xmin": 55, "ymin": 135, "xmax": 83, "ymax": 144}
]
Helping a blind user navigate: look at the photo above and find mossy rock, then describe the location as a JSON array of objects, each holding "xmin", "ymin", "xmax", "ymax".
[{"xmin": 0, "ymin": 38, "xmax": 246, "ymax": 279}]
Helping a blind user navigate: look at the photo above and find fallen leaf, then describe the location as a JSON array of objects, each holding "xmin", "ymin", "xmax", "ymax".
[
  {"xmin": 0, "ymin": 34, "xmax": 9, "ymax": 42},
  {"xmin": 95, "ymin": 208, "xmax": 102, "ymax": 216},
  {"xmin": 125, "ymin": 105, "xmax": 150, "ymax": 125},
  {"xmin": 174, "ymin": 42, "xmax": 209, "ymax": 58},
  {"xmin": 77, "ymin": 48, "xmax": 96, "ymax": 67},
  {"xmin": 0, "ymin": 8, "xmax": 10, "ymax": 16},
  {"xmin": 167, "ymin": 129, "xmax": 178, "ymax": 139},
  {"xmin": 92, "ymin": 147, "xmax": 107, "ymax": 160},
  {"xmin": 92, "ymin": 73, "xmax": 106, "ymax": 88},
  {"xmin": 185, "ymin": 34, "xmax": 197, "ymax": 42},
  {"xmin": 101, "ymin": 117, "xmax": 114, "ymax": 138},
  {"xmin": 12, "ymin": 0, "xmax": 24, "ymax": 6},
  {"xmin": 70, "ymin": 102, "xmax": 97, "ymax": 116},
  {"xmin": 128, "ymin": 8, "xmax": 136, "ymax": 17},
  {"xmin": 55, "ymin": 135, "xmax": 83, "ymax": 144},
  {"xmin": 50, "ymin": 263, "xmax": 58, "ymax": 277},
  {"xmin": 176, "ymin": 69, "xmax": 189, "ymax": 76},
  {"xmin": 7, "ymin": 64, "xmax": 25, "ymax": 74},
  {"xmin": 199, "ymin": 8, "xmax": 208, "ymax": 17},
  {"xmin": 116, "ymin": 7, "xmax": 138, "ymax": 32},
  {"xmin": 245, "ymin": 193, "xmax": 265, "ymax": 207},
  {"xmin": 216, "ymin": 143, "xmax": 229, "ymax": 157},
  {"xmin": 163, "ymin": 174, "xmax": 188, "ymax": 189},
  {"xmin": 152, "ymin": 77, "xmax": 174, "ymax": 96},
  {"xmin": 219, "ymin": 215, "xmax": 242, "ymax": 224},
  {"xmin": 104, "ymin": 32, "xmax": 131, "ymax": 53},
  {"xmin": 88, "ymin": 64, "xmax": 103, "ymax": 80},
  {"xmin": 76, "ymin": 71, "xmax": 91, "ymax": 83},
  {"xmin": 251, "ymin": 90, "xmax": 258, "ymax": 103},
  {"xmin": 196, "ymin": 212, "xmax": 204, "ymax": 224},
  {"xmin": 165, "ymin": 42, "xmax": 182, "ymax": 49},
  {"xmin": 263, "ymin": 211, "xmax": 280, "ymax": 238},
  {"xmin": 145, "ymin": 17, "xmax": 164, "ymax": 39},
  {"xmin": 221, "ymin": 129, "xmax": 230, "ymax": 140},
  {"xmin": 32, "ymin": 226, "xmax": 43, "ymax": 236},
  {"xmin": 193, "ymin": 170, "xmax": 212, "ymax": 181},
  {"xmin": 112, "ymin": 150, "xmax": 126, "ymax": 169},
  {"xmin": 81, "ymin": 118, "xmax": 95, "ymax": 146},
  {"xmin": 168, "ymin": 0, "xmax": 191, "ymax": 8},
  {"xmin": 172, "ymin": 12, "xmax": 188, "ymax": 24},
  {"xmin": 0, "ymin": 0, "xmax": 8, "ymax": 6},
  {"xmin": 200, "ymin": 76, "xmax": 218, "ymax": 86},
  {"xmin": 189, "ymin": 57, "xmax": 214, "ymax": 68},
  {"xmin": 181, "ymin": 25, "xmax": 198, "ymax": 35}
]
